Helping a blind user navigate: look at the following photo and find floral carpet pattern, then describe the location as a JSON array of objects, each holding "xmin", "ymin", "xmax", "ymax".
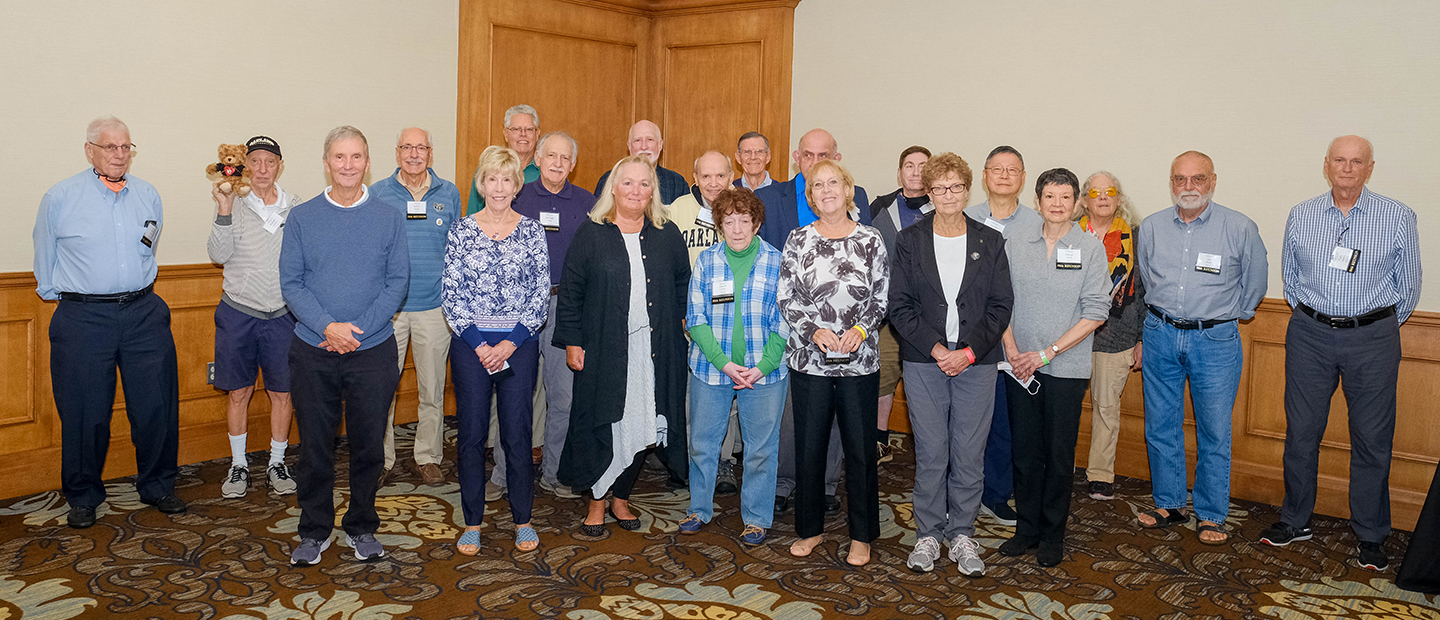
[{"xmin": 0, "ymin": 424, "xmax": 1433, "ymax": 619}]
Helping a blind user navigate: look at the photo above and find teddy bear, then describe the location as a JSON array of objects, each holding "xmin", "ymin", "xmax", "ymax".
[{"xmin": 206, "ymin": 144, "xmax": 254, "ymax": 196}]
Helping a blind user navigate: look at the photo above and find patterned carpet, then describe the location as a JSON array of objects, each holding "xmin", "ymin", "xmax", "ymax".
[{"xmin": 0, "ymin": 423, "xmax": 1433, "ymax": 620}]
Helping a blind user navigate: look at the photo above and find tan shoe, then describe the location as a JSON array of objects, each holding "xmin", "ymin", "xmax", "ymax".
[
  {"xmin": 418, "ymin": 462, "xmax": 444, "ymax": 486},
  {"xmin": 377, "ymin": 467, "xmax": 393, "ymax": 488},
  {"xmin": 532, "ymin": 447, "xmax": 543, "ymax": 465}
]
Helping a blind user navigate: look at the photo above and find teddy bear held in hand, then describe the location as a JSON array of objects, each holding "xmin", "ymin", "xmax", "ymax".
[{"xmin": 206, "ymin": 144, "xmax": 253, "ymax": 196}]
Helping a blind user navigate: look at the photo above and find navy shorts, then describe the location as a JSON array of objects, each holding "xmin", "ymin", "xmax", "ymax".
[{"xmin": 213, "ymin": 300, "xmax": 296, "ymax": 392}]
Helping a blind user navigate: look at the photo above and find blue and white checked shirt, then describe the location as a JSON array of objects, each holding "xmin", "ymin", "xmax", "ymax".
[
  {"xmin": 1282, "ymin": 187, "xmax": 1421, "ymax": 323},
  {"xmin": 686, "ymin": 240, "xmax": 789, "ymax": 386}
]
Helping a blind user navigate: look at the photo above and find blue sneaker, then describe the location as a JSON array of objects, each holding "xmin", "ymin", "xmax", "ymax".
[
  {"xmin": 740, "ymin": 524, "xmax": 767, "ymax": 546},
  {"xmin": 347, "ymin": 533, "xmax": 385, "ymax": 561},
  {"xmin": 678, "ymin": 514, "xmax": 704, "ymax": 534},
  {"xmin": 290, "ymin": 537, "xmax": 331, "ymax": 566}
]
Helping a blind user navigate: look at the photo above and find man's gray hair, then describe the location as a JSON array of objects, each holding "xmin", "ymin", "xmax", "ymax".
[
  {"xmin": 737, "ymin": 131, "xmax": 769, "ymax": 150},
  {"xmin": 86, "ymin": 115, "xmax": 129, "ymax": 142},
  {"xmin": 396, "ymin": 127, "xmax": 432, "ymax": 146},
  {"xmin": 536, "ymin": 131, "xmax": 578, "ymax": 163},
  {"xmin": 504, "ymin": 104, "xmax": 539, "ymax": 128},
  {"xmin": 324, "ymin": 125, "xmax": 369, "ymax": 157}
]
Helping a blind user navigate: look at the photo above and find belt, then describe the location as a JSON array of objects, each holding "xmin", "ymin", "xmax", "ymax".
[
  {"xmin": 1298, "ymin": 303, "xmax": 1394, "ymax": 329},
  {"xmin": 1147, "ymin": 306, "xmax": 1234, "ymax": 330},
  {"xmin": 60, "ymin": 284, "xmax": 154, "ymax": 304},
  {"xmin": 550, "ymin": 286, "xmax": 559, "ymax": 296}
]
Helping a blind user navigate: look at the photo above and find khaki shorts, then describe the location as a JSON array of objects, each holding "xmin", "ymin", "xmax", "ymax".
[{"xmin": 878, "ymin": 324, "xmax": 902, "ymax": 396}]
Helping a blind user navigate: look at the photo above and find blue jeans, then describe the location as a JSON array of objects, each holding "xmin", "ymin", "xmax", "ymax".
[
  {"xmin": 687, "ymin": 373, "xmax": 787, "ymax": 529},
  {"xmin": 1141, "ymin": 314, "xmax": 1242, "ymax": 525}
]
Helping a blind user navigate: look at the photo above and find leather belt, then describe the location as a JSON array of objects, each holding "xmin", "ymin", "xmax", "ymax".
[
  {"xmin": 1147, "ymin": 306, "xmax": 1234, "ymax": 330},
  {"xmin": 1298, "ymin": 303, "xmax": 1394, "ymax": 329},
  {"xmin": 60, "ymin": 284, "xmax": 153, "ymax": 304},
  {"xmin": 550, "ymin": 286, "xmax": 559, "ymax": 296}
]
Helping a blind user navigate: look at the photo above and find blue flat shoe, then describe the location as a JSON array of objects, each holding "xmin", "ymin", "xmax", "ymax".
[
  {"xmin": 456, "ymin": 529, "xmax": 482, "ymax": 556},
  {"xmin": 515, "ymin": 525, "xmax": 539, "ymax": 551}
]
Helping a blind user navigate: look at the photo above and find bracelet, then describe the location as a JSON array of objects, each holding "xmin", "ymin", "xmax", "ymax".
[
  {"xmin": 962, "ymin": 347, "xmax": 975, "ymax": 364},
  {"xmin": 852, "ymin": 325, "xmax": 868, "ymax": 339},
  {"xmin": 1040, "ymin": 352, "xmax": 1050, "ymax": 366}
]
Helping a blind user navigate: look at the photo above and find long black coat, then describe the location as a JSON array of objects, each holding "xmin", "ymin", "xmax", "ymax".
[
  {"xmin": 888, "ymin": 213, "xmax": 1013, "ymax": 365},
  {"xmin": 553, "ymin": 217, "xmax": 691, "ymax": 492}
]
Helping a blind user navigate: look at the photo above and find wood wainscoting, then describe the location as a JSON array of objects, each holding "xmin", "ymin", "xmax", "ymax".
[
  {"xmin": 0, "ymin": 265, "xmax": 445, "ymax": 501},
  {"xmin": 457, "ymin": 0, "xmax": 798, "ymax": 207}
]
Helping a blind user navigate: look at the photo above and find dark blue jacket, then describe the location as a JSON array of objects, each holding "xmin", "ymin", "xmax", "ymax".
[
  {"xmin": 755, "ymin": 176, "xmax": 871, "ymax": 250},
  {"xmin": 592, "ymin": 164, "xmax": 689, "ymax": 205}
]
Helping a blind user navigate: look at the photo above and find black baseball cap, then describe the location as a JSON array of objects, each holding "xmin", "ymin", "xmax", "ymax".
[{"xmin": 246, "ymin": 135, "xmax": 282, "ymax": 158}]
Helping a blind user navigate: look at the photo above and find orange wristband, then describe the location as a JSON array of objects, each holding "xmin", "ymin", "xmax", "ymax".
[{"xmin": 963, "ymin": 347, "xmax": 975, "ymax": 364}]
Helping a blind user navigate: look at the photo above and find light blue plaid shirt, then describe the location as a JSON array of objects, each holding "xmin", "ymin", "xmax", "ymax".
[
  {"xmin": 1283, "ymin": 187, "xmax": 1422, "ymax": 323},
  {"xmin": 687, "ymin": 240, "xmax": 789, "ymax": 385}
]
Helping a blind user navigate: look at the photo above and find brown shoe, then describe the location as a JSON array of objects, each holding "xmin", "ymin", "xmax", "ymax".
[
  {"xmin": 418, "ymin": 462, "xmax": 444, "ymax": 486},
  {"xmin": 377, "ymin": 467, "xmax": 393, "ymax": 488},
  {"xmin": 532, "ymin": 447, "xmax": 543, "ymax": 465}
]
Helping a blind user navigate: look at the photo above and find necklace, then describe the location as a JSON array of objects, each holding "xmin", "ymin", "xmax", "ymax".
[{"xmin": 479, "ymin": 210, "xmax": 516, "ymax": 240}]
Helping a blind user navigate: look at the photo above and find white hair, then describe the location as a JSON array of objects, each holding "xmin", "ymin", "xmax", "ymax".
[
  {"xmin": 395, "ymin": 126, "xmax": 432, "ymax": 146},
  {"xmin": 504, "ymin": 104, "xmax": 539, "ymax": 128},
  {"xmin": 323, "ymin": 125, "xmax": 369, "ymax": 157},
  {"xmin": 536, "ymin": 131, "xmax": 578, "ymax": 164},
  {"xmin": 86, "ymin": 115, "xmax": 129, "ymax": 143}
]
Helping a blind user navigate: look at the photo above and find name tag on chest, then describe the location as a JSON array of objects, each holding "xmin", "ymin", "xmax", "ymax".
[
  {"xmin": 141, "ymin": 220, "xmax": 159, "ymax": 248},
  {"xmin": 711, "ymin": 278, "xmax": 735, "ymax": 304},
  {"xmin": 984, "ymin": 217, "xmax": 1005, "ymax": 233},
  {"xmin": 407, "ymin": 201, "xmax": 428, "ymax": 220},
  {"xmin": 1330, "ymin": 246, "xmax": 1360, "ymax": 272},
  {"xmin": 696, "ymin": 206, "xmax": 714, "ymax": 229},
  {"xmin": 1195, "ymin": 252, "xmax": 1222, "ymax": 274},
  {"xmin": 824, "ymin": 349, "xmax": 852, "ymax": 364},
  {"xmin": 539, "ymin": 211, "xmax": 560, "ymax": 232},
  {"xmin": 1055, "ymin": 247, "xmax": 1082, "ymax": 270}
]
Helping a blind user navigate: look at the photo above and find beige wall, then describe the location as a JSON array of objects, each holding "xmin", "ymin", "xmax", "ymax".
[
  {"xmin": 1, "ymin": 0, "xmax": 459, "ymax": 272},
  {"xmin": 792, "ymin": 0, "xmax": 1440, "ymax": 310}
]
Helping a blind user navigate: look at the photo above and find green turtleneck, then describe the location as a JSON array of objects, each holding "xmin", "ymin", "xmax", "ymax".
[{"xmin": 688, "ymin": 237, "xmax": 785, "ymax": 376}]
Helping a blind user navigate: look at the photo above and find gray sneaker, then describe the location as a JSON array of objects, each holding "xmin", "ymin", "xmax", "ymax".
[
  {"xmin": 221, "ymin": 465, "xmax": 249, "ymax": 498},
  {"xmin": 540, "ymin": 477, "xmax": 580, "ymax": 499},
  {"xmin": 290, "ymin": 537, "xmax": 330, "ymax": 566},
  {"xmin": 948, "ymin": 534, "xmax": 985, "ymax": 576},
  {"xmin": 907, "ymin": 535, "xmax": 942, "ymax": 572},
  {"xmin": 347, "ymin": 533, "xmax": 385, "ymax": 561},
  {"xmin": 268, "ymin": 462, "xmax": 297, "ymax": 495},
  {"xmin": 715, "ymin": 460, "xmax": 738, "ymax": 495}
]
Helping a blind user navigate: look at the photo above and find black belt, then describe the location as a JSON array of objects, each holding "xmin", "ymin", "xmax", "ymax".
[
  {"xmin": 1298, "ymin": 303, "xmax": 1394, "ymax": 329},
  {"xmin": 1148, "ymin": 306, "xmax": 1234, "ymax": 330},
  {"xmin": 60, "ymin": 284, "xmax": 153, "ymax": 304}
]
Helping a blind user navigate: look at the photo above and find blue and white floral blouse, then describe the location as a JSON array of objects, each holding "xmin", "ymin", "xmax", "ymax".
[{"xmin": 441, "ymin": 215, "xmax": 550, "ymax": 348}]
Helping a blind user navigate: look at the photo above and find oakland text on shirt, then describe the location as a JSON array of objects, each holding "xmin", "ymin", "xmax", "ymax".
[{"xmin": 681, "ymin": 225, "xmax": 719, "ymax": 251}]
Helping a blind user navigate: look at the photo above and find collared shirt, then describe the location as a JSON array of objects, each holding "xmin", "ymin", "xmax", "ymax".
[
  {"xmin": 963, "ymin": 200, "xmax": 1042, "ymax": 242},
  {"xmin": 34, "ymin": 169, "xmax": 163, "ymax": 299},
  {"xmin": 1282, "ymin": 186, "xmax": 1421, "ymax": 322},
  {"xmin": 1137, "ymin": 201, "xmax": 1268, "ymax": 321},
  {"xmin": 668, "ymin": 187, "xmax": 721, "ymax": 267},
  {"xmin": 370, "ymin": 169, "xmax": 462, "ymax": 313},
  {"xmin": 794, "ymin": 172, "xmax": 817, "ymax": 228},
  {"xmin": 513, "ymin": 179, "xmax": 596, "ymax": 286},
  {"xmin": 400, "ymin": 173, "xmax": 431, "ymax": 201},
  {"xmin": 1005, "ymin": 220, "xmax": 1111, "ymax": 379},
  {"xmin": 735, "ymin": 171, "xmax": 773, "ymax": 191},
  {"xmin": 687, "ymin": 239, "xmax": 789, "ymax": 386},
  {"xmin": 467, "ymin": 160, "xmax": 539, "ymax": 216}
]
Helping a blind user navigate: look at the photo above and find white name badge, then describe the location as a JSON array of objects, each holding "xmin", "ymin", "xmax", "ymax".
[
  {"xmin": 824, "ymin": 349, "xmax": 851, "ymax": 364},
  {"xmin": 539, "ymin": 211, "xmax": 560, "ymax": 231},
  {"xmin": 407, "ymin": 201, "xmax": 427, "ymax": 220},
  {"xmin": 1055, "ymin": 247, "xmax": 1082, "ymax": 270},
  {"xmin": 984, "ymin": 217, "xmax": 1005, "ymax": 233},
  {"xmin": 1195, "ymin": 252, "xmax": 1222, "ymax": 274},
  {"xmin": 262, "ymin": 213, "xmax": 284, "ymax": 234},
  {"xmin": 711, "ymin": 278, "xmax": 735, "ymax": 304},
  {"xmin": 696, "ymin": 206, "xmax": 714, "ymax": 228},
  {"xmin": 486, "ymin": 360, "xmax": 511, "ymax": 375},
  {"xmin": 1330, "ymin": 246, "xmax": 1361, "ymax": 272},
  {"xmin": 141, "ymin": 220, "xmax": 159, "ymax": 248}
]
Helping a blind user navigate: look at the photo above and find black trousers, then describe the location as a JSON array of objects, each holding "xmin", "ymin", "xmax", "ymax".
[
  {"xmin": 791, "ymin": 370, "xmax": 879, "ymax": 541},
  {"xmin": 1006, "ymin": 373, "xmax": 1087, "ymax": 544},
  {"xmin": 1281, "ymin": 309, "xmax": 1400, "ymax": 543},
  {"xmin": 290, "ymin": 336, "xmax": 399, "ymax": 541},
  {"xmin": 50, "ymin": 293, "xmax": 179, "ymax": 507},
  {"xmin": 586, "ymin": 450, "xmax": 648, "ymax": 502}
]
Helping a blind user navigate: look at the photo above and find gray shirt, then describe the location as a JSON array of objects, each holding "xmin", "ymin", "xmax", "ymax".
[
  {"xmin": 1006, "ymin": 220, "xmax": 1110, "ymax": 379},
  {"xmin": 964, "ymin": 200, "xmax": 1043, "ymax": 241},
  {"xmin": 1137, "ymin": 201, "xmax": 1268, "ymax": 321},
  {"xmin": 207, "ymin": 187, "xmax": 299, "ymax": 316}
]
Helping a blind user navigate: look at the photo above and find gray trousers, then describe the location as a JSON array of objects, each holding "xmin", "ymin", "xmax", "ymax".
[
  {"xmin": 775, "ymin": 387, "xmax": 842, "ymax": 497},
  {"xmin": 1281, "ymin": 308, "xmax": 1400, "ymax": 543},
  {"xmin": 494, "ymin": 295, "xmax": 573, "ymax": 487},
  {"xmin": 904, "ymin": 361, "xmax": 998, "ymax": 541}
]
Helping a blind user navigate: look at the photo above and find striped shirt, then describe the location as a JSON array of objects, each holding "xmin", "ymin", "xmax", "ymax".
[
  {"xmin": 1282, "ymin": 187, "xmax": 1421, "ymax": 323},
  {"xmin": 207, "ymin": 186, "xmax": 298, "ymax": 315},
  {"xmin": 686, "ymin": 239, "xmax": 789, "ymax": 385}
]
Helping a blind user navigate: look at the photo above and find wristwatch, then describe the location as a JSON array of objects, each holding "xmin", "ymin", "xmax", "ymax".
[{"xmin": 1050, "ymin": 344, "xmax": 1060, "ymax": 355}]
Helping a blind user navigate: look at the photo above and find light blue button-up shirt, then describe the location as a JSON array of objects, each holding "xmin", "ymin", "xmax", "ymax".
[
  {"xmin": 33, "ymin": 169, "xmax": 163, "ymax": 300},
  {"xmin": 1137, "ymin": 201, "xmax": 1268, "ymax": 321}
]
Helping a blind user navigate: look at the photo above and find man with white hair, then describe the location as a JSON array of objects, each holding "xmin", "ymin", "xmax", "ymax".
[
  {"xmin": 370, "ymin": 127, "xmax": 462, "ymax": 488},
  {"xmin": 466, "ymin": 104, "xmax": 540, "ymax": 216},
  {"xmin": 281, "ymin": 126, "xmax": 409, "ymax": 566},
  {"xmin": 1260, "ymin": 136, "xmax": 1421, "ymax": 572},
  {"xmin": 591, "ymin": 120, "xmax": 689, "ymax": 204},
  {"xmin": 35, "ymin": 115, "xmax": 185, "ymax": 528},
  {"xmin": 1134, "ymin": 150, "xmax": 1267, "ymax": 547}
]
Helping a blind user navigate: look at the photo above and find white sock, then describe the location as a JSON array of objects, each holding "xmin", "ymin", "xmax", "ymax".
[
  {"xmin": 269, "ymin": 439, "xmax": 287, "ymax": 465},
  {"xmin": 229, "ymin": 433, "xmax": 247, "ymax": 468}
]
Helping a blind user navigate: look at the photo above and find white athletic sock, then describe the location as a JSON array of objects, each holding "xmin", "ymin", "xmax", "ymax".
[
  {"xmin": 229, "ymin": 433, "xmax": 248, "ymax": 468},
  {"xmin": 269, "ymin": 439, "xmax": 287, "ymax": 465}
]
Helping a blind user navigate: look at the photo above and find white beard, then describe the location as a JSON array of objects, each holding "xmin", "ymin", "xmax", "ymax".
[{"xmin": 1173, "ymin": 190, "xmax": 1212, "ymax": 211}]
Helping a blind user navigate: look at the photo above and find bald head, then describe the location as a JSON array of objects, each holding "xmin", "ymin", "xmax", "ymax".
[
  {"xmin": 1325, "ymin": 135, "xmax": 1375, "ymax": 193},
  {"xmin": 793, "ymin": 128, "xmax": 841, "ymax": 178},
  {"xmin": 693, "ymin": 150, "xmax": 734, "ymax": 204},
  {"xmin": 628, "ymin": 120, "xmax": 664, "ymax": 164}
]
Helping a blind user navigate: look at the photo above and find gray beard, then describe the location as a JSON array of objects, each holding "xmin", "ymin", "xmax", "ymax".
[{"xmin": 1173, "ymin": 190, "xmax": 1212, "ymax": 210}]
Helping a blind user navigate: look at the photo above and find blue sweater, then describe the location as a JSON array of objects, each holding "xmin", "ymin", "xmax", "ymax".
[
  {"xmin": 280, "ymin": 188, "xmax": 410, "ymax": 351},
  {"xmin": 370, "ymin": 168, "xmax": 461, "ymax": 312}
]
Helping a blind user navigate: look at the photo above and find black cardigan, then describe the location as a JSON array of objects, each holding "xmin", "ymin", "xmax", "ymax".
[
  {"xmin": 888, "ymin": 213, "xmax": 1013, "ymax": 365},
  {"xmin": 552, "ymin": 218, "xmax": 691, "ymax": 491}
]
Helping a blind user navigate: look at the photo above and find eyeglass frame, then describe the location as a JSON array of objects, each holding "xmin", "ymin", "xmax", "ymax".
[
  {"xmin": 1086, "ymin": 186, "xmax": 1118, "ymax": 199},
  {"xmin": 88, "ymin": 141, "xmax": 135, "ymax": 155},
  {"xmin": 929, "ymin": 183, "xmax": 968, "ymax": 196}
]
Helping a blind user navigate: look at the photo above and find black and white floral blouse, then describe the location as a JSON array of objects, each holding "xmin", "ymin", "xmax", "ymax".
[
  {"xmin": 441, "ymin": 216, "xmax": 550, "ymax": 346},
  {"xmin": 778, "ymin": 223, "xmax": 889, "ymax": 376}
]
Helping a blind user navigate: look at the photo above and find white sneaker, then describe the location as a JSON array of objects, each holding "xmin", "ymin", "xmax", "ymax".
[
  {"xmin": 907, "ymin": 536, "xmax": 942, "ymax": 572},
  {"xmin": 948, "ymin": 534, "xmax": 985, "ymax": 576},
  {"xmin": 267, "ymin": 462, "xmax": 297, "ymax": 495},
  {"xmin": 221, "ymin": 465, "xmax": 249, "ymax": 498}
]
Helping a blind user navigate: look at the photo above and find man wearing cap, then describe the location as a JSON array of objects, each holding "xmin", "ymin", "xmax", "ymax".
[
  {"xmin": 34, "ymin": 115, "xmax": 186, "ymax": 528},
  {"xmin": 207, "ymin": 135, "xmax": 301, "ymax": 498},
  {"xmin": 371, "ymin": 127, "xmax": 462, "ymax": 487},
  {"xmin": 465, "ymin": 105, "xmax": 541, "ymax": 216},
  {"xmin": 591, "ymin": 120, "xmax": 690, "ymax": 205}
]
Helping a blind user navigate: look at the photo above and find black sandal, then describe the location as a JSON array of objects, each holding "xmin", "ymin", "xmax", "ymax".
[
  {"xmin": 1197, "ymin": 522, "xmax": 1228, "ymax": 545},
  {"xmin": 580, "ymin": 522, "xmax": 607, "ymax": 537},
  {"xmin": 608, "ymin": 508, "xmax": 641, "ymax": 531},
  {"xmin": 1137, "ymin": 508, "xmax": 1189, "ymax": 529}
]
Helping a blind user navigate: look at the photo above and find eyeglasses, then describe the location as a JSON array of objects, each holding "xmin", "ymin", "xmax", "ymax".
[
  {"xmin": 506, "ymin": 126, "xmax": 537, "ymax": 135},
  {"xmin": 398, "ymin": 144, "xmax": 431, "ymax": 153},
  {"xmin": 1336, "ymin": 224, "xmax": 1350, "ymax": 247},
  {"xmin": 1171, "ymin": 174, "xmax": 1210, "ymax": 188},
  {"xmin": 88, "ymin": 142, "xmax": 134, "ymax": 155},
  {"xmin": 1086, "ymin": 186, "xmax": 1118, "ymax": 199},
  {"xmin": 985, "ymin": 166, "xmax": 1023, "ymax": 177},
  {"xmin": 739, "ymin": 149, "xmax": 769, "ymax": 157},
  {"xmin": 930, "ymin": 183, "xmax": 967, "ymax": 195}
]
